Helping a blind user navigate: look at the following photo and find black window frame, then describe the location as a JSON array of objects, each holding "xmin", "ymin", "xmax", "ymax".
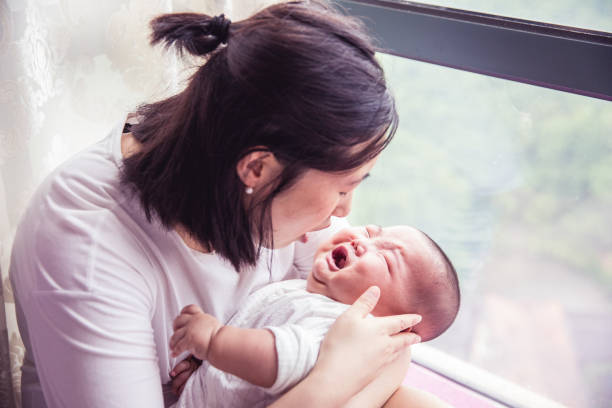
[{"xmin": 336, "ymin": 0, "xmax": 612, "ymax": 101}]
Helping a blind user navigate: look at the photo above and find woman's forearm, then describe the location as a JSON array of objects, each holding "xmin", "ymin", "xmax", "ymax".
[
  {"xmin": 343, "ymin": 348, "xmax": 411, "ymax": 408},
  {"xmin": 268, "ymin": 366, "xmax": 350, "ymax": 408},
  {"xmin": 383, "ymin": 386, "xmax": 451, "ymax": 408},
  {"xmin": 269, "ymin": 287, "xmax": 422, "ymax": 408}
]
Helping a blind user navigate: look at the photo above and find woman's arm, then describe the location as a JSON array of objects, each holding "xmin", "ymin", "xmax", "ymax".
[
  {"xmin": 11, "ymin": 220, "xmax": 166, "ymax": 407},
  {"xmin": 383, "ymin": 386, "xmax": 451, "ymax": 408},
  {"xmin": 343, "ymin": 348, "xmax": 412, "ymax": 408},
  {"xmin": 17, "ymin": 289, "xmax": 164, "ymax": 408},
  {"xmin": 269, "ymin": 286, "xmax": 421, "ymax": 408}
]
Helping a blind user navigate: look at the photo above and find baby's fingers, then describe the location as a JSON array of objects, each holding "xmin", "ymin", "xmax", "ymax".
[
  {"xmin": 170, "ymin": 328, "xmax": 186, "ymax": 354},
  {"xmin": 180, "ymin": 304, "xmax": 202, "ymax": 315},
  {"xmin": 173, "ymin": 313, "xmax": 192, "ymax": 331},
  {"xmin": 170, "ymin": 358, "xmax": 191, "ymax": 378},
  {"xmin": 378, "ymin": 314, "xmax": 422, "ymax": 336},
  {"xmin": 171, "ymin": 369, "xmax": 193, "ymax": 395},
  {"xmin": 171, "ymin": 333, "xmax": 196, "ymax": 358}
]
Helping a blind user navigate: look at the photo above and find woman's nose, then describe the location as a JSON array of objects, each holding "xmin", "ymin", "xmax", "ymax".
[{"xmin": 331, "ymin": 192, "xmax": 353, "ymax": 218}]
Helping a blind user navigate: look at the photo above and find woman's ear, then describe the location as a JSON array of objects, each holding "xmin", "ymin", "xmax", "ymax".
[{"xmin": 236, "ymin": 149, "xmax": 283, "ymax": 192}]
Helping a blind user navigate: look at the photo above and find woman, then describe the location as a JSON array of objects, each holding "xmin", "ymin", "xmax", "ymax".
[{"xmin": 10, "ymin": 1, "xmax": 421, "ymax": 406}]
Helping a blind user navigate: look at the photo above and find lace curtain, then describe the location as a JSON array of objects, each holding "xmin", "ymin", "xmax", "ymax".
[{"xmin": 0, "ymin": 1, "xmax": 274, "ymax": 406}]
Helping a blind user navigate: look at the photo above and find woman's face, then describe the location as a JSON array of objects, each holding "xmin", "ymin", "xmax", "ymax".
[{"xmin": 269, "ymin": 157, "xmax": 377, "ymax": 248}]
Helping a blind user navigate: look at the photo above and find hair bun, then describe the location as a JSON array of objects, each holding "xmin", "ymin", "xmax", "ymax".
[
  {"xmin": 150, "ymin": 13, "xmax": 232, "ymax": 56},
  {"xmin": 209, "ymin": 14, "xmax": 231, "ymax": 44}
]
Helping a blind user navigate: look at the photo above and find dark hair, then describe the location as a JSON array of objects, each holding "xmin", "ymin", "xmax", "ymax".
[
  {"xmin": 411, "ymin": 232, "xmax": 460, "ymax": 342},
  {"xmin": 121, "ymin": 0, "xmax": 398, "ymax": 271}
]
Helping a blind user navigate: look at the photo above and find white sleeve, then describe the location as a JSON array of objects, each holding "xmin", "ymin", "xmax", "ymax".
[
  {"xmin": 263, "ymin": 324, "xmax": 323, "ymax": 395},
  {"xmin": 292, "ymin": 216, "xmax": 350, "ymax": 279},
  {"xmin": 12, "ymin": 209, "xmax": 166, "ymax": 408},
  {"xmin": 22, "ymin": 284, "xmax": 164, "ymax": 408}
]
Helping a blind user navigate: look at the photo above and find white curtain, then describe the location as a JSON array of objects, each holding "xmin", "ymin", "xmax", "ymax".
[{"xmin": 0, "ymin": 0, "xmax": 276, "ymax": 405}]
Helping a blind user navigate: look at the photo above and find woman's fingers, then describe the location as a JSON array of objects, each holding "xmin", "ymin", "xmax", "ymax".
[
  {"xmin": 389, "ymin": 332, "xmax": 421, "ymax": 353},
  {"xmin": 345, "ymin": 286, "xmax": 380, "ymax": 318},
  {"xmin": 377, "ymin": 314, "xmax": 422, "ymax": 335}
]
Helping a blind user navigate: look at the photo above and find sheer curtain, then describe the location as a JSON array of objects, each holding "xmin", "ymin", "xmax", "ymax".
[{"xmin": 0, "ymin": 0, "xmax": 275, "ymax": 405}]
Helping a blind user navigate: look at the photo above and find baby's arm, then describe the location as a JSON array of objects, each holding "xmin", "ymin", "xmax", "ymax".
[{"xmin": 170, "ymin": 304, "xmax": 278, "ymax": 387}]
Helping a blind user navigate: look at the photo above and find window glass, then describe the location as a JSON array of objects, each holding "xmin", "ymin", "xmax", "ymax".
[
  {"xmin": 416, "ymin": 0, "xmax": 612, "ymax": 33},
  {"xmin": 349, "ymin": 53, "xmax": 612, "ymax": 407}
]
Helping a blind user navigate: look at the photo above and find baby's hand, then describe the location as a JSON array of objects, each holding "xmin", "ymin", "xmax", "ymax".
[{"xmin": 170, "ymin": 304, "xmax": 222, "ymax": 361}]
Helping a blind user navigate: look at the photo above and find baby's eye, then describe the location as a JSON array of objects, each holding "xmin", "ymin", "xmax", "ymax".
[
  {"xmin": 339, "ymin": 192, "xmax": 348, "ymax": 197},
  {"xmin": 363, "ymin": 227, "xmax": 370, "ymax": 238},
  {"xmin": 365, "ymin": 224, "xmax": 382, "ymax": 237},
  {"xmin": 379, "ymin": 253, "xmax": 391, "ymax": 272}
]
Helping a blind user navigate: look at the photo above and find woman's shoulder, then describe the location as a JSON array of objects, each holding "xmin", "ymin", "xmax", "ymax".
[
  {"xmin": 10, "ymin": 121, "xmax": 158, "ymax": 292},
  {"xmin": 29, "ymin": 121, "xmax": 125, "ymax": 214}
]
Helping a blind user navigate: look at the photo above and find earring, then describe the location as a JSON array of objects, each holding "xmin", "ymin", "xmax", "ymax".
[{"xmin": 245, "ymin": 186, "xmax": 254, "ymax": 195}]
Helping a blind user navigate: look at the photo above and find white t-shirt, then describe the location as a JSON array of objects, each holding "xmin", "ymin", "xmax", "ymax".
[
  {"xmin": 175, "ymin": 279, "xmax": 348, "ymax": 408},
  {"xmin": 9, "ymin": 120, "xmax": 347, "ymax": 408}
]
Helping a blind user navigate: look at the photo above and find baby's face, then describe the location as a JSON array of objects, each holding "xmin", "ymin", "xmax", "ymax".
[{"xmin": 306, "ymin": 225, "xmax": 433, "ymax": 316}]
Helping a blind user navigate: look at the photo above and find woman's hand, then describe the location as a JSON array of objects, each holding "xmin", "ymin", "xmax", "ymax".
[
  {"xmin": 269, "ymin": 286, "xmax": 421, "ymax": 408},
  {"xmin": 170, "ymin": 356, "xmax": 202, "ymax": 396},
  {"xmin": 315, "ymin": 285, "xmax": 421, "ymax": 393}
]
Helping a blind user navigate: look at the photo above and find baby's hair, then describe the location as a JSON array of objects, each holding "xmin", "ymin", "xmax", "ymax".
[{"xmin": 412, "ymin": 231, "xmax": 460, "ymax": 341}]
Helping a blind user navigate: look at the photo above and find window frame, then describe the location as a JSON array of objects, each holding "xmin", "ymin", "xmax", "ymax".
[{"xmin": 336, "ymin": 0, "xmax": 612, "ymax": 101}]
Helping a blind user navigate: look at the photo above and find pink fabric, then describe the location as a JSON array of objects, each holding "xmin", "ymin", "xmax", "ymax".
[{"xmin": 403, "ymin": 363, "xmax": 500, "ymax": 407}]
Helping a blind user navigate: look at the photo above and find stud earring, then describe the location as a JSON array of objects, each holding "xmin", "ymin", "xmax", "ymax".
[{"xmin": 245, "ymin": 186, "xmax": 254, "ymax": 195}]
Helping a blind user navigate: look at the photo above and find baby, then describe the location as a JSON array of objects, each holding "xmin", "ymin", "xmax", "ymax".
[{"xmin": 169, "ymin": 225, "xmax": 459, "ymax": 408}]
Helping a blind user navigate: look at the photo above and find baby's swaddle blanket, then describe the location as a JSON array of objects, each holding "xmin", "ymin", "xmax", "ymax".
[{"xmin": 173, "ymin": 279, "xmax": 348, "ymax": 408}]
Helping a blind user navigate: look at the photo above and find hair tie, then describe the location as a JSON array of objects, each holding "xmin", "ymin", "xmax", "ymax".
[{"xmin": 209, "ymin": 14, "xmax": 231, "ymax": 44}]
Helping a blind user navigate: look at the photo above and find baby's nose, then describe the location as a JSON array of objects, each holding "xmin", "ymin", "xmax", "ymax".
[{"xmin": 351, "ymin": 240, "xmax": 367, "ymax": 256}]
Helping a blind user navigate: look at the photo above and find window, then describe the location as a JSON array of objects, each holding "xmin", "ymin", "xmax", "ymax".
[
  {"xmin": 342, "ymin": 1, "xmax": 612, "ymax": 407},
  {"xmin": 421, "ymin": 0, "xmax": 612, "ymax": 33}
]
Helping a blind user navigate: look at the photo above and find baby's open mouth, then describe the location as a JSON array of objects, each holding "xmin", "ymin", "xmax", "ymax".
[{"xmin": 332, "ymin": 246, "xmax": 348, "ymax": 269}]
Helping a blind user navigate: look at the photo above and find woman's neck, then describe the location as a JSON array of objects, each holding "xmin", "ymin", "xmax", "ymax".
[{"xmin": 175, "ymin": 224, "xmax": 213, "ymax": 254}]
